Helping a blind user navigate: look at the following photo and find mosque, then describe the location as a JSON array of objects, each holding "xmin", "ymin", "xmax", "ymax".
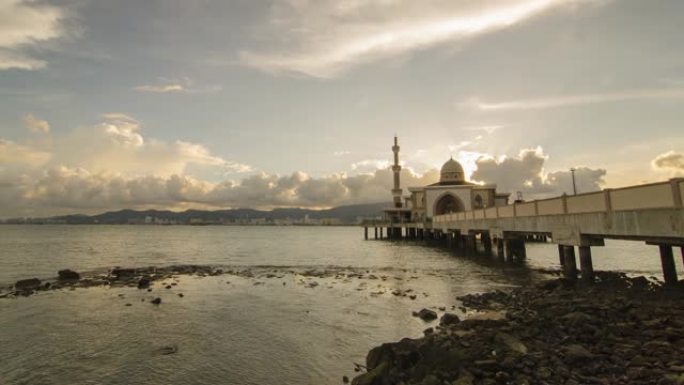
[{"xmin": 385, "ymin": 136, "xmax": 510, "ymax": 223}]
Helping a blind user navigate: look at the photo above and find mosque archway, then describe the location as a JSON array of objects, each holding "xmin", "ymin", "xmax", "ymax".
[{"xmin": 434, "ymin": 193, "xmax": 465, "ymax": 216}]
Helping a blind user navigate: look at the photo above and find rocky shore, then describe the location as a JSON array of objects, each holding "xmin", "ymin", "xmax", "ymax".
[{"xmin": 351, "ymin": 273, "xmax": 684, "ymax": 385}]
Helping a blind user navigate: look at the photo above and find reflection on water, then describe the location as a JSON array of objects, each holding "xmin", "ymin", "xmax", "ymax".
[{"xmin": 0, "ymin": 225, "xmax": 680, "ymax": 384}]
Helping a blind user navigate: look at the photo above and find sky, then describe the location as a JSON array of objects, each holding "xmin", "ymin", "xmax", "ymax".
[{"xmin": 1, "ymin": 0, "xmax": 683, "ymax": 217}]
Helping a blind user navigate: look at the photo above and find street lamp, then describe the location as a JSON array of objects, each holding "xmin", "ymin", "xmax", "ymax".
[{"xmin": 570, "ymin": 168, "xmax": 577, "ymax": 195}]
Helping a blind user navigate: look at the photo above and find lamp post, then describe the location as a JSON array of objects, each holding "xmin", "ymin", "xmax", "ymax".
[{"xmin": 570, "ymin": 168, "xmax": 577, "ymax": 195}]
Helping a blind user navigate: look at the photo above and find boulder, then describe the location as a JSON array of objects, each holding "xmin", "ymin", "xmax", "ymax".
[
  {"xmin": 58, "ymin": 269, "xmax": 80, "ymax": 281},
  {"xmin": 15, "ymin": 278, "xmax": 42, "ymax": 291},
  {"xmin": 137, "ymin": 277, "xmax": 151, "ymax": 289},
  {"xmin": 440, "ymin": 313, "xmax": 461, "ymax": 326},
  {"xmin": 413, "ymin": 308, "xmax": 438, "ymax": 322}
]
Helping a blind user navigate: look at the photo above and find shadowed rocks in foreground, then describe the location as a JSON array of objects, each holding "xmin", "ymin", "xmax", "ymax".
[{"xmin": 352, "ymin": 273, "xmax": 684, "ymax": 385}]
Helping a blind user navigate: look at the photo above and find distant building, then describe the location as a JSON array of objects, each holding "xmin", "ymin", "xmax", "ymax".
[{"xmin": 385, "ymin": 137, "xmax": 510, "ymax": 223}]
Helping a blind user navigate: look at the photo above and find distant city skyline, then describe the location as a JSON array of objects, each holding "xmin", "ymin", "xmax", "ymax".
[{"xmin": 1, "ymin": 0, "xmax": 683, "ymax": 217}]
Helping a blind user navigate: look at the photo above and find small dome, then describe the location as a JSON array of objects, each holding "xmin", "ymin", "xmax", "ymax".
[{"xmin": 440, "ymin": 157, "xmax": 465, "ymax": 183}]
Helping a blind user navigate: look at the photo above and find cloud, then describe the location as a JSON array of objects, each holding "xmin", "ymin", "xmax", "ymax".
[
  {"xmin": 48, "ymin": 114, "xmax": 251, "ymax": 177},
  {"xmin": 0, "ymin": 164, "xmax": 441, "ymax": 216},
  {"xmin": 240, "ymin": 0, "xmax": 603, "ymax": 78},
  {"xmin": 134, "ymin": 77, "xmax": 222, "ymax": 94},
  {"xmin": 652, "ymin": 151, "xmax": 684, "ymax": 176},
  {"xmin": 467, "ymin": 88, "xmax": 684, "ymax": 111},
  {"xmin": 23, "ymin": 114, "xmax": 50, "ymax": 133},
  {"xmin": 351, "ymin": 159, "xmax": 391, "ymax": 173},
  {"xmin": 471, "ymin": 147, "xmax": 606, "ymax": 198},
  {"xmin": 0, "ymin": 139, "xmax": 50, "ymax": 167},
  {"xmin": 0, "ymin": 0, "xmax": 65, "ymax": 70}
]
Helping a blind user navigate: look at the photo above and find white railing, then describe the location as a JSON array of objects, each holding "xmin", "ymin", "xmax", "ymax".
[{"xmin": 434, "ymin": 179, "xmax": 683, "ymax": 224}]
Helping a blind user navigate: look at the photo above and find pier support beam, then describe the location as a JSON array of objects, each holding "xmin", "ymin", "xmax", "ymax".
[
  {"xmin": 466, "ymin": 233, "xmax": 477, "ymax": 255},
  {"xmin": 364, "ymin": 227, "xmax": 368, "ymax": 240},
  {"xmin": 579, "ymin": 246, "xmax": 594, "ymax": 283},
  {"xmin": 374, "ymin": 227, "xmax": 378, "ymax": 240},
  {"xmin": 504, "ymin": 239, "xmax": 513, "ymax": 262},
  {"xmin": 562, "ymin": 246, "xmax": 578, "ymax": 280},
  {"xmin": 482, "ymin": 233, "xmax": 493, "ymax": 256},
  {"xmin": 558, "ymin": 244, "xmax": 565, "ymax": 267},
  {"xmin": 659, "ymin": 245, "xmax": 678, "ymax": 285},
  {"xmin": 496, "ymin": 239, "xmax": 505, "ymax": 259}
]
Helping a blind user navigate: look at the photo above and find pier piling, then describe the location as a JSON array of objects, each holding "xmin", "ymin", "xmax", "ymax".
[
  {"xmin": 562, "ymin": 246, "xmax": 578, "ymax": 280},
  {"xmin": 579, "ymin": 246, "xmax": 594, "ymax": 283},
  {"xmin": 496, "ymin": 239, "xmax": 505, "ymax": 259},
  {"xmin": 659, "ymin": 245, "xmax": 678, "ymax": 285},
  {"xmin": 482, "ymin": 233, "xmax": 493, "ymax": 255}
]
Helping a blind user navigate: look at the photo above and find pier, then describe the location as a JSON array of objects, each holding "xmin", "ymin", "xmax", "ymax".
[{"xmin": 364, "ymin": 178, "xmax": 684, "ymax": 284}]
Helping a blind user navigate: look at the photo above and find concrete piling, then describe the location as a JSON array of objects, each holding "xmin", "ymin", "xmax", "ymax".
[
  {"xmin": 562, "ymin": 245, "xmax": 578, "ymax": 280},
  {"xmin": 364, "ymin": 227, "xmax": 368, "ymax": 240},
  {"xmin": 496, "ymin": 239, "xmax": 505, "ymax": 259},
  {"xmin": 558, "ymin": 244, "xmax": 565, "ymax": 266},
  {"xmin": 579, "ymin": 246, "xmax": 594, "ymax": 282},
  {"xmin": 659, "ymin": 245, "xmax": 678, "ymax": 285},
  {"xmin": 482, "ymin": 233, "xmax": 493, "ymax": 255}
]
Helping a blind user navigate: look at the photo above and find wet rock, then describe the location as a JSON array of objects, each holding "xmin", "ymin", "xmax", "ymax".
[
  {"xmin": 137, "ymin": 277, "xmax": 151, "ymax": 289},
  {"xmin": 15, "ymin": 278, "xmax": 41, "ymax": 291},
  {"xmin": 563, "ymin": 344, "xmax": 594, "ymax": 363},
  {"xmin": 156, "ymin": 344, "xmax": 178, "ymax": 355},
  {"xmin": 413, "ymin": 308, "xmax": 438, "ymax": 322},
  {"xmin": 496, "ymin": 332, "xmax": 527, "ymax": 355},
  {"xmin": 57, "ymin": 269, "xmax": 80, "ymax": 281},
  {"xmin": 439, "ymin": 313, "xmax": 461, "ymax": 326},
  {"xmin": 111, "ymin": 268, "xmax": 135, "ymax": 279}
]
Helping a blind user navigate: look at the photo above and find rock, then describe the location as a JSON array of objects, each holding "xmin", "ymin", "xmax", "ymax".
[
  {"xmin": 137, "ymin": 277, "xmax": 151, "ymax": 289},
  {"xmin": 57, "ymin": 269, "xmax": 80, "ymax": 280},
  {"xmin": 351, "ymin": 362, "xmax": 388, "ymax": 385},
  {"xmin": 15, "ymin": 278, "xmax": 41, "ymax": 291},
  {"xmin": 563, "ymin": 344, "xmax": 594, "ymax": 363},
  {"xmin": 342, "ymin": 375, "xmax": 349, "ymax": 384},
  {"xmin": 178, "ymin": 293, "xmax": 184, "ymax": 298},
  {"xmin": 151, "ymin": 297, "xmax": 162, "ymax": 305},
  {"xmin": 157, "ymin": 345, "xmax": 178, "ymax": 355},
  {"xmin": 420, "ymin": 374, "xmax": 440, "ymax": 385},
  {"xmin": 496, "ymin": 332, "xmax": 528, "ymax": 355},
  {"xmin": 111, "ymin": 268, "xmax": 135, "ymax": 279},
  {"xmin": 440, "ymin": 313, "xmax": 461, "ymax": 326},
  {"xmin": 413, "ymin": 308, "xmax": 438, "ymax": 322}
]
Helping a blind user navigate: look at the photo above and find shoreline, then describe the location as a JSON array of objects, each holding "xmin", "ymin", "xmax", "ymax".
[
  {"xmin": 4, "ymin": 265, "xmax": 682, "ymax": 384},
  {"xmin": 350, "ymin": 273, "xmax": 684, "ymax": 385}
]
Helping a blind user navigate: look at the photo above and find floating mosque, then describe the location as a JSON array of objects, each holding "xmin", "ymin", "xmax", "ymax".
[{"xmin": 385, "ymin": 136, "xmax": 510, "ymax": 223}]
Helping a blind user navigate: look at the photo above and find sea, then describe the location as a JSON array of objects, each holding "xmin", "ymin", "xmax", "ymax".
[{"xmin": 0, "ymin": 225, "xmax": 679, "ymax": 385}]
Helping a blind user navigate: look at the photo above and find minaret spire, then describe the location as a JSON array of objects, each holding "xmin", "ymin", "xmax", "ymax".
[{"xmin": 392, "ymin": 135, "xmax": 402, "ymax": 208}]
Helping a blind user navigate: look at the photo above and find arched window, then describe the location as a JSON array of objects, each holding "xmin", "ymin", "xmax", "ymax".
[{"xmin": 474, "ymin": 194, "xmax": 484, "ymax": 209}]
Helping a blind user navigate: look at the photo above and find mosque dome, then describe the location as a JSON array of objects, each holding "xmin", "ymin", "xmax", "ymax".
[{"xmin": 440, "ymin": 157, "xmax": 466, "ymax": 184}]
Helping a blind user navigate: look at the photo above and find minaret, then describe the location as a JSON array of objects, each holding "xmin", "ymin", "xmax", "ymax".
[{"xmin": 392, "ymin": 136, "xmax": 402, "ymax": 208}]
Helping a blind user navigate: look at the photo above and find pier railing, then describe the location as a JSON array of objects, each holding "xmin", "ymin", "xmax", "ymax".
[{"xmin": 434, "ymin": 178, "xmax": 684, "ymax": 224}]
